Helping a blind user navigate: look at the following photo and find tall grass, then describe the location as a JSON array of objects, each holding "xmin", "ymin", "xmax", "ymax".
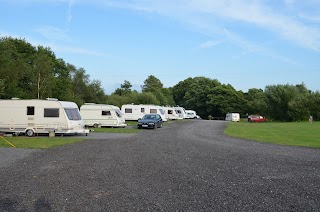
[{"xmin": 224, "ymin": 121, "xmax": 320, "ymax": 148}]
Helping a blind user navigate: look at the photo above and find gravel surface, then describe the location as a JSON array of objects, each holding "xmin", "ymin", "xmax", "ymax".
[{"xmin": 0, "ymin": 120, "xmax": 319, "ymax": 211}]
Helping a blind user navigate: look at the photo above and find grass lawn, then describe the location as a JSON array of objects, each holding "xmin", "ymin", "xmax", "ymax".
[
  {"xmin": 0, "ymin": 136, "xmax": 84, "ymax": 149},
  {"xmin": 224, "ymin": 121, "xmax": 320, "ymax": 148},
  {"xmin": 91, "ymin": 127, "xmax": 140, "ymax": 133}
]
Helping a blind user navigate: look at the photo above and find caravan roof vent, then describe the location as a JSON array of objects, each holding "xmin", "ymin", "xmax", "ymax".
[{"xmin": 46, "ymin": 98, "xmax": 58, "ymax": 101}]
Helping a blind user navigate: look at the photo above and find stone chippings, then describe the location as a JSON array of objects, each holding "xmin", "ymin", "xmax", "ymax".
[{"xmin": 0, "ymin": 120, "xmax": 319, "ymax": 211}]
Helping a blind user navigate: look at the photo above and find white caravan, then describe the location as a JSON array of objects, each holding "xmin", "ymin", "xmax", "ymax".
[
  {"xmin": 121, "ymin": 104, "xmax": 167, "ymax": 121},
  {"xmin": 163, "ymin": 106, "xmax": 180, "ymax": 120},
  {"xmin": 225, "ymin": 113, "xmax": 240, "ymax": 122},
  {"xmin": 185, "ymin": 110, "xmax": 197, "ymax": 119},
  {"xmin": 80, "ymin": 103, "xmax": 126, "ymax": 128},
  {"xmin": 174, "ymin": 107, "xmax": 187, "ymax": 119},
  {"xmin": 0, "ymin": 98, "xmax": 89, "ymax": 136}
]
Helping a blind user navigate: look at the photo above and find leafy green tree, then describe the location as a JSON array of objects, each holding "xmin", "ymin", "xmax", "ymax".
[
  {"xmin": 133, "ymin": 92, "xmax": 160, "ymax": 105},
  {"xmin": 51, "ymin": 59, "xmax": 73, "ymax": 101},
  {"xmin": 172, "ymin": 77, "xmax": 221, "ymax": 118},
  {"xmin": 172, "ymin": 77, "xmax": 194, "ymax": 106},
  {"xmin": 106, "ymin": 94, "xmax": 131, "ymax": 107},
  {"xmin": 244, "ymin": 88, "xmax": 267, "ymax": 116},
  {"xmin": 85, "ymin": 80, "xmax": 106, "ymax": 103},
  {"xmin": 207, "ymin": 84, "xmax": 247, "ymax": 118},
  {"xmin": 161, "ymin": 87, "xmax": 176, "ymax": 106},
  {"xmin": 0, "ymin": 37, "xmax": 36, "ymax": 98},
  {"xmin": 141, "ymin": 75, "xmax": 174, "ymax": 105},
  {"xmin": 113, "ymin": 80, "xmax": 132, "ymax": 96},
  {"xmin": 264, "ymin": 84, "xmax": 311, "ymax": 121},
  {"xmin": 287, "ymin": 84, "xmax": 311, "ymax": 121},
  {"xmin": 70, "ymin": 67, "xmax": 90, "ymax": 106},
  {"xmin": 141, "ymin": 75, "xmax": 163, "ymax": 93},
  {"xmin": 308, "ymin": 91, "xmax": 320, "ymax": 120},
  {"xmin": 31, "ymin": 46, "xmax": 55, "ymax": 99},
  {"xmin": 0, "ymin": 79, "xmax": 4, "ymax": 97}
]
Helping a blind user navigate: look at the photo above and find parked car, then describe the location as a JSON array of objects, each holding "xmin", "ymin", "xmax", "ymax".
[
  {"xmin": 137, "ymin": 114, "xmax": 163, "ymax": 129},
  {"xmin": 248, "ymin": 115, "xmax": 267, "ymax": 123}
]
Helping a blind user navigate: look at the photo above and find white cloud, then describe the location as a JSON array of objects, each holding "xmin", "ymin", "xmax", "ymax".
[
  {"xmin": 91, "ymin": 0, "xmax": 320, "ymax": 52},
  {"xmin": 4, "ymin": 0, "xmax": 320, "ymax": 54},
  {"xmin": 0, "ymin": 31, "xmax": 110, "ymax": 58},
  {"xmin": 199, "ymin": 40, "xmax": 221, "ymax": 49},
  {"xmin": 67, "ymin": 0, "xmax": 74, "ymax": 24},
  {"xmin": 36, "ymin": 26, "xmax": 70, "ymax": 41}
]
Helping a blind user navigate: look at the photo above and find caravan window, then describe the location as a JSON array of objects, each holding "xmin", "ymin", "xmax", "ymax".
[
  {"xmin": 115, "ymin": 110, "xmax": 123, "ymax": 118},
  {"xmin": 125, "ymin": 108, "xmax": 132, "ymax": 113},
  {"xmin": 102, "ymin": 111, "xmax": 111, "ymax": 116},
  {"xmin": 141, "ymin": 108, "xmax": 145, "ymax": 113},
  {"xmin": 168, "ymin": 110, "xmax": 173, "ymax": 115},
  {"xmin": 150, "ymin": 109, "xmax": 157, "ymax": 113},
  {"xmin": 44, "ymin": 108, "xmax": 59, "ymax": 117},
  {"xmin": 159, "ymin": 109, "xmax": 165, "ymax": 115},
  {"xmin": 27, "ymin": 106, "xmax": 35, "ymax": 115},
  {"xmin": 64, "ymin": 108, "xmax": 81, "ymax": 120}
]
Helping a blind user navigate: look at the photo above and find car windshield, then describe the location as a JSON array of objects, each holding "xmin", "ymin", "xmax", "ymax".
[{"xmin": 143, "ymin": 115, "xmax": 157, "ymax": 119}]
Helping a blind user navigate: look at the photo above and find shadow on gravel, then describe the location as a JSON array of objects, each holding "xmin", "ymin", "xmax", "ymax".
[{"xmin": 0, "ymin": 196, "xmax": 52, "ymax": 212}]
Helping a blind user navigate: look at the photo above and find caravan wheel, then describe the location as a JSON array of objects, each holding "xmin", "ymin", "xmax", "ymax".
[{"xmin": 26, "ymin": 129, "xmax": 35, "ymax": 137}]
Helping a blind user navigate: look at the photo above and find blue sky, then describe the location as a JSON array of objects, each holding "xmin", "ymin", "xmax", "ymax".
[{"xmin": 1, "ymin": 0, "xmax": 319, "ymax": 94}]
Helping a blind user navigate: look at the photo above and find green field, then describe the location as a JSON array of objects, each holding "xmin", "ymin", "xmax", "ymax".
[{"xmin": 224, "ymin": 121, "xmax": 320, "ymax": 148}]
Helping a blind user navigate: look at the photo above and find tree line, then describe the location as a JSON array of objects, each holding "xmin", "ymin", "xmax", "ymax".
[{"xmin": 1, "ymin": 37, "xmax": 319, "ymax": 121}]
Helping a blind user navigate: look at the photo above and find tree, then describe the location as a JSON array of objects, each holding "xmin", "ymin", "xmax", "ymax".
[
  {"xmin": 51, "ymin": 59, "xmax": 73, "ymax": 101},
  {"xmin": 264, "ymin": 84, "xmax": 311, "ymax": 121},
  {"xmin": 141, "ymin": 75, "xmax": 163, "ymax": 93},
  {"xmin": 141, "ymin": 75, "xmax": 173, "ymax": 105},
  {"xmin": 172, "ymin": 77, "xmax": 194, "ymax": 106},
  {"xmin": 244, "ymin": 88, "xmax": 267, "ymax": 116},
  {"xmin": 0, "ymin": 79, "xmax": 4, "ymax": 97},
  {"xmin": 308, "ymin": 91, "xmax": 320, "ymax": 121},
  {"xmin": 85, "ymin": 80, "xmax": 106, "ymax": 103},
  {"xmin": 172, "ymin": 77, "xmax": 221, "ymax": 118},
  {"xmin": 113, "ymin": 80, "xmax": 132, "ymax": 96},
  {"xmin": 161, "ymin": 87, "xmax": 176, "ymax": 106},
  {"xmin": 70, "ymin": 67, "xmax": 90, "ymax": 106},
  {"xmin": 0, "ymin": 37, "xmax": 36, "ymax": 98},
  {"xmin": 207, "ymin": 84, "xmax": 247, "ymax": 118},
  {"xmin": 32, "ymin": 46, "xmax": 55, "ymax": 99},
  {"xmin": 132, "ymin": 92, "xmax": 160, "ymax": 105}
]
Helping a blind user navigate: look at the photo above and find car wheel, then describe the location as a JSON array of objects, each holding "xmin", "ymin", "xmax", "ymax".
[
  {"xmin": 26, "ymin": 129, "xmax": 34, "ymax": 137},
  {"xmin": 154, "ymin": 125, "xmax": 157, "ymax": 130}
]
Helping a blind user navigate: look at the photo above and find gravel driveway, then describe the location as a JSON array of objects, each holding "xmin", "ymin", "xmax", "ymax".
[{"xmin": 0, "ymin": 120, "xmax": 319, "ymax": 211}]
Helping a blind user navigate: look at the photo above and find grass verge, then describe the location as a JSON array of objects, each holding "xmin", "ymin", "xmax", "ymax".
[
  {"xmin": 92, "ymin": 119, "xmax": 181, "ymax": 133},
  {"xmin": 224, "ymin": 121, "xmax": 320, "ymax": 148},
  {"xmin": 91, "ymin": 127, "xmax": 139, "ymax": 133},
  {"xmin": 0, "ymin": 136, "xmax": 84, "ymax": 149}
]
